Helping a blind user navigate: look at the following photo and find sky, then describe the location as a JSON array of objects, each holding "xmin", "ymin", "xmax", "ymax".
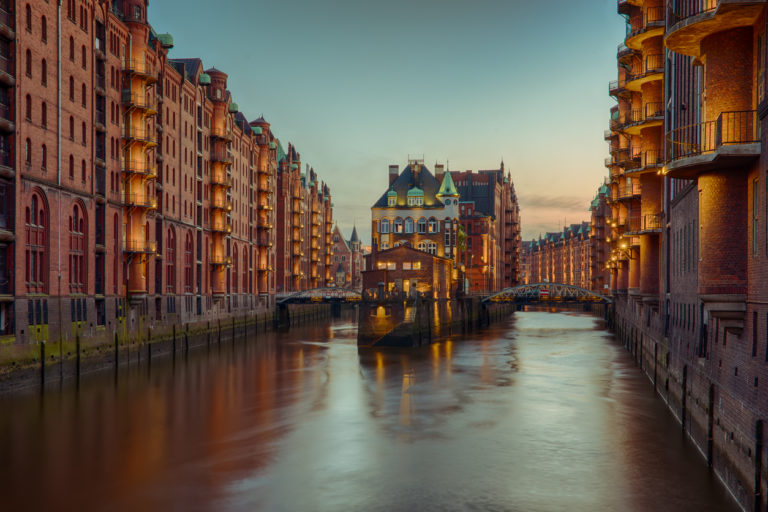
[{"xmin": 147, "ymin": 0, "xmax": 624, "ymax": 243}]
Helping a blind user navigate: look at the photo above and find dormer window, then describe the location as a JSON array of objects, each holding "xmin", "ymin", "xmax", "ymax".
[{"xmin": 388, "ymin": 196, "xmax": 396, "ymax": 207}]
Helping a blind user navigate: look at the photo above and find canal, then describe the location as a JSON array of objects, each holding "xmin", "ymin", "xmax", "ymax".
[{"xmin": 0, "ymin": 311, "xmax": 737, "ymax": 511}]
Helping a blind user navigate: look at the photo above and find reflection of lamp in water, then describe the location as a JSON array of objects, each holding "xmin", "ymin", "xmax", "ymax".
[{"xmin": 399, "ymin": 370, "xmax": 415, "ymax": 427}]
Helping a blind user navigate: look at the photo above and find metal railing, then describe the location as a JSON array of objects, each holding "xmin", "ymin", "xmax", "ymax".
[
  {"xmin": 668, "ymin": 0, "xmax": 718, "ymax": 25},
  {"xmin": 666, "ymin": 110, "xmax": 759, "ymax": 161},
  {"xmin": 121, "ymin": 159, "xmax": 157, "ymax": 177},
  {"xmin": 122, "ymin": 192, "xmax": 157, "ymax": 209},
  {"xmin": 122, "ymin": 91, "xmax": 156, "ymax": 112},
  {"xmin": 122, "ymin": 59, "xmax": 156, "ymax": 78},
  {"xmin": 617, "ymin": 182, "xmax": 642, "ymax": 199},
  {"xmin": 641, "ymin": 149, "xmax": 663, "ymax": 168},
  {"xmin": 211, "ymin": 151, "xmax": 232, "ymax": 164},
  {"xmin": 0, "ymin": 53, "xmax": 12, "ymax": 76},
  {"xmin": 122, "ymin": 128, "xmax": 156, "ymax": 144},
  {"xmin": 627, "ymin": 6, "xmax": 665, "ymax": 38},
  {"xmin": 123, "ymin": 239, "xmax": 157, "ymax": 253},
  {"xmin": 211, "ymin": 222, "xmax": 232, "ymax": 234},
  {"xmin": 211, "ymin": 174, "xmax": 232, "ymax": 187},
  {"xmin": 210, "ymin": 127, "xmax": 231, "ymax": 140},
  {"xmin": 211, "ymin": 198, "xmax": 232, "ymax": 211},
  {"xmin": 642, "ymin": 213, "xmax": 664, "ymax": 231}
]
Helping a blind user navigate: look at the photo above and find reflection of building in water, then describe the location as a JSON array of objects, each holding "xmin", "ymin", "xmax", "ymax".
[{"xmin": 399, "ymin": 370, "xmax": 415, "ymax": 427}]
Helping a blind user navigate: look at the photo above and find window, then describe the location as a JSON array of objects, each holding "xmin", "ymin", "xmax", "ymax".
[
  {"xmin": 69, "ymin": 116, "xmax": 74, "ymax": 140},
  {"xmin": 68, "ymin": 155, "xmax": 74, "ymax": 179},
  {"xmin": 25, "ymin": 4, "xmax": 31, "ymax": 32},
  {"xmin": 81, "ymin": 84, "xmax": 86, "ymax": 107},
  {"xmin": 81, "ymin": 45, "xmax": 86, "ymax": 69},
  {"xmin": 24, "ymin": 139, "xmax": 31, "ymax": 166},
  {"xmin": 417, "ymin": 217, "xmax": 427, "ymax": 234},
  {"xmin": 753, "ymin": 178, "xmax": 759, "ymax": 256},
  {"xmin": 81, "ymin": 159, "xmax": 86, "ymax": 182},
  {"xmin": 403, "ymin": 262, "xmax": 412, "ymax": 270},
  {"xmin": 166, "ymin": 228, "xmax": 176, "ymax": 293},
  {"xmin": 388, "ymin": 195, "xmax": 396, "ymax": 207},
  {"xmin": 41, "ymin": 59, "xmax": 47, "ymax": 85},
  {"xmin": 69, "ymin": 204, "xmax": 86, "ymax": 291},
  {"xmin": 67, "ymin": 0, "xmax": 74, "ymax": 20},
  {"xmin": 394, "ymin": 217, "xmax": 403, "ymax": 234},
  {"xmin": 69, "ymin": 37, "xmax": 74, "ymax": 61},
  {"xmin": 232, "ymin": 250, "xmax": 238, "ymax": 293},
  {"xmin": 25, "ymin": 193, "xmax": 48, "ymax": 293},
  {"xmin": 428, "ymin": 217, "xmax": 439, "ymax": 233},
  {"xmin": 417, "ymin": 241, "xmax": 437, "ymax": 255},
  {"xmin": 412, "ymin": 261, "xmax": 422, "ymax": 270},
  {"xmin": 25, "ymin": 49, "xmax": 32, "ymax": 77},
  {"xmin": 380, "ymin": 219, "xmax": 389, "ymax": 234},
  {"xmin": 25, "ymin": 94, "xmax": 31, "ymax": 120},
  {"xmin": 41, "ymin": 16, "xmax": 47, "ymax": 42},
  {"xmin": 184, "ymin": 232, "xmax": 193, "ymax": 292},
  {"xmin": 405, "ymin": 217, "xmax": 414, "ymax": 234},
  {"xmin": 69, "ymin": 76, "xmax": 74, "ymax": 101},
  {"xmin": 41, "ymin": 144, "xmax": 46, "ymax": 170}
]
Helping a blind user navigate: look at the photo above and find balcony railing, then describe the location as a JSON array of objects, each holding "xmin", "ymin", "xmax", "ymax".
[
  {"xmin": 211, "ymin": 222, "xmax": 232, "ymax": 234},
  {"xmin": 211, "ymin": 151, "xmax": 232, "ymax": 164},
  {"xmin": 122, "ymin": 59, "xmax": 157, "ymax": 80},
  {"xmin": 122, "ymin": 193, "xmax": 157, "ymax": 209},
  {"xmin": 122, "ymin": 128, "xmax": 156, "ymax": 145},
  {"xmin": 628, "ymin": 6, "xmax": 665, "ymax": 38},
  {"xmin": 667, "ymin": 0, "xmax": 718, "ymax": 25},
  {"xmin": 627, "ymin": 54, "xmax": 664, "ymax": 83},
  {"xmin": 0, "ymin": 53, "xmax": 12, "ymax": 77},
  {"xmin": 666, "ymin": 110, "xmax": 759, "ymax": 161},
  {"xmin": 211, "ymin": 199, "xmax": 232, "ymax": 211},
  {"xmin": 122, "ymin": 159, "xmax": 157, "ymax": 177},
  {"xmin": 124, "ymin": 239, "xmax": 157, "ymax": 254},
  {"xmin": 121, "ymin": 91, "xmax": 157, "ymax": 113},
  {"xmin": 210, "ymin": 127, "xmax": 232, "ymax": 141},
  {"xmin": 211, "ymin": 174, "xmax": 232, "ymax": 187},
  {"xmin": 617, "ymin": 182, "xmax": 642, "ymax": 200},
  {"xmin": 210, "ymin": 256, "xmax": 232, "ymax": 267},
  {"xmin": 640, "ymin": 149, "xmax": 663, "ymax": 169},
  {"xmin": 642, "ymin": 213, "xmax": 664, "ymax": 231}
]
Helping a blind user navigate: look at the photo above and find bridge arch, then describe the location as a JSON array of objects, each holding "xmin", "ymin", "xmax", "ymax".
[{"xmin": 277, "ymin": 287, "xmax": 362, "ymax": 304}]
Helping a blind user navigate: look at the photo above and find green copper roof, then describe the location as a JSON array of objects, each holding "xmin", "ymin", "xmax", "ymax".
[
  {"xmin": 228, "ymin": 103, "xmax": 239, "ymax": 113},
  {"xmin": 199, "ymin": 73, "xmax": 211, "ymax": 86},
  {"xmin": 269, "ymin": 141, "xmax": 276, "ymax": 150},
  {"xmin": 252, "ymin": 126, "xmax": 263, "ymax": 135},
  {"xmin": 276, "ymin": 141, "xmax": 286, "ymax": 161},
  {"xmin": 157, "ymin": 33, "xmax": 174, "ymax": 48},
  {"xmin": 291, "ymin": 164, "xmax": 299, "ymax": 171},
  {"xmin": 436, "ymin": 171, "xmax": 459, "ymax": 197},
  {"xmin": 407, "ymin": 187, "xmax": 424, "ymax": 197},
  {"xmin": 387, "ymin": 188, "xmax": 397, "ymax": 197}
]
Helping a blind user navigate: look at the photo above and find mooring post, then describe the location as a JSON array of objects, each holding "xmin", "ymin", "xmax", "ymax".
[
  {"xmin": 114, "ymin": 332, "xmax": 119, "ymax": 368},
  {"xmin": 40, "ymin": 341, "xmax": 46, "ymax": 389},
  {"xmin": 75, "ymin": 334, "xmax": 81, "ymax": 386}
]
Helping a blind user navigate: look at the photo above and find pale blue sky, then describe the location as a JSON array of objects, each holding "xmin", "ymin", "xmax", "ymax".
[{"xmin": 148, "ymin": 0, "xmax": 623, "ymax": 243}]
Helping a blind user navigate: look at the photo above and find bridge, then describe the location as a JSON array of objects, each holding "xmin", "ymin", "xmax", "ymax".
[
  {"xmin": 277, "ymin": 287, "xmax": 362, "ymax": 305},
  {"xmin": 482, "ymin": 283, "xmax": 612, "ymax": 305}
]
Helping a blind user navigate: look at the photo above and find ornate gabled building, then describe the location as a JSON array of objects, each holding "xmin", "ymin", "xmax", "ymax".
[{"xmin": 330, "ymin": 225, "xmax": 365, "ymax": 290}]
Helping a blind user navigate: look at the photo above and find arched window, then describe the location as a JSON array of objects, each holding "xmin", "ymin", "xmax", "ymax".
[
  {"xmin": 69, "ymin": 204, "xmax": 86, "ymax": 291},
  {"xmin": 232, "ymin": 248, "xmax": 238, "ymax": 293},
  {"xmin": 41, "ymin": 101, "xmax": 46, "ymax": 128},
  {"xmin": 428, "ymin": 217, "xmax": 439, "ymax": 233},
  {"xmin": 417, "ymin": 217, "xmax": 427, "ymax": 234},
  {"xmin": 41, "ymin": 16, "xmax": 47, "ymax": 42},
  {"xmin": 81, "ymin": 45, "xmax": 86, "ymax": 69},
  {"xmin": 24, "ymin": 139, "xmax": 31, "ymax": 165},
  {"xmin": 25, "ymin": 4, "xmax": 31, "ymax": 32},
  {"xmin": 68, "ymin": 155, "xmax": 74, "ymax": 179},
  {"xmin": 25, "ymin": 193, "xmax": 48, "ymax": 293},
  {"xmin": 166, "ymin": 228, "xmax": 176, "ymax": 293},
  {"xmin": 41, "ymin": 144, "xmax": 46, "ymax": 170},
  {"xmin": 69, "ymin": 37, "xmax": 74, "ymax": 61},
  {"xmin": 404, "ymin": 217, "xmax": 414, "ymax": 234},
  {"xmin": 81, "ymin": 122, "xmax": 86, "ymax": 144},
  {"xmin": 184, "ymin": 232, "xmax": 193, "ymax": 293},
  {"xmin": 67, "ymin": 0, "xmax": 74, "ymax": 20},
  {"xmin": 81, "ymin": 83, "xmax": 86, "ymax": 107},
  {"xmin": 25, "ymin": 49, "xmax": 31, "ymax": 77},
  {"xmin": 81, "ymin": 159, "xmax": 86, "ymax": 182},
  {"xmin": 69, "ymin": 116, "xmax": 74, "ymax": 140},
  {"xmin": 380, "ymin": 219, "xmax": 389, "ymax": 234},
  {"xmin": 113, "ymin": 214, "xmax": 119, "ymax": 293},
  {"xmin": 242, "ymin": 246, "xmax": 248, "ymax": 292},
  {"xmin": 69, "ymin": 76, "xmax": 74, "ymax": 101},
  {"xmin": 41, "ymin": 59, "xmax": 46, "ymax": 85},
  {"xmin": 394, "ymin": 217, "xmax": 403, "ymax": 234},
  {"xmin": 24, "ymin": 94, "xmax": 31, "ymax": 120},
  {"xmin": 417, "ymin": 241, "xmax": 437, "ymax": 256}
]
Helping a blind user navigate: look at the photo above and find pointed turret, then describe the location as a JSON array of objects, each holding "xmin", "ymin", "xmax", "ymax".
[{"xmin": 436, "ymin": 171, "xmax": 459, "ymax": 198}]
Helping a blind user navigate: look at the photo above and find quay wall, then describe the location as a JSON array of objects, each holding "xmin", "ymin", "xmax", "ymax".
[
  {"xmin": 612, "ymin": 296, "xmax": 764, "ymax": 512},
  {"xmin": 0, "ymin": 303, "xmax": 331, "ymax": 394}
]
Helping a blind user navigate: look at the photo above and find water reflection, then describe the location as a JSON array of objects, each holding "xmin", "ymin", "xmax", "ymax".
[{"xmin": 0, "ymin": 311, "xmax": 737, "ymax": 511}]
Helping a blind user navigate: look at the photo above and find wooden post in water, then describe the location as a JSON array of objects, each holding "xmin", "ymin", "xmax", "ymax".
[
  {"xmin": 75, "ymin": 334, "xmax": 81, "ymax": 387},
  {"xmin": 40, "ymin": 341, "xmax": 45, "ymax": 389}
]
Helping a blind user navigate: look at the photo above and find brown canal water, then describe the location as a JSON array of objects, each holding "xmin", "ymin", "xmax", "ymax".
[{"xmin": 0, "ymin": 311, "xmax": 737, "ymax": 511}]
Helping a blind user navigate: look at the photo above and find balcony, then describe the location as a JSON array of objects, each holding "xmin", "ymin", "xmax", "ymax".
[
  {"xmin": 624, "ymin": 213, "xmax": 664, "ymax": 235},
  {"xmin": 625, "ymin": 54, "xmax": 664, "ymax": 91},
  {"xmin": 616, "ymin": 182, "xmax": 642, "ymax": 201},
  {"xmin": 0, "ymin": 6, "xmax": 14, "ymax": 40},
  {"xmin": 639, "ymin": 149, "xmax": 664, "ymax": 171},
  {"xmin": 122, "ymin": 59, "xmax": 158, "ymax": 83},
  {"xmin": 211, "ymin": 198, "xmax": 232, "ymax": 211},
  {"xmin": 124, "ymin": 239, "xmax": 157, "ymax": 254},
  {"xmin": 665, "ymin": 110, "xmax": 760, "ymax": 178},
  {"xmin": 211, "ymin": 222, "xmax": 232, "ymax": 234},
  {"xmin": 622, "ymin": 101, "xmax": 664, "ymax": 135},
  {"xmin": 257, "ymin": 235, "xmax": 273, "ymax": 247},
  {"xmin": 665, "ymin": 0, "xmax": 764, "ymax": 58},
  {"xmin": 123, "ymin": 193, "xmax": 157, "ymax": 210},
  {"xmin": 122, "ymin": 127, "xmax": 157, "ymax": 146},
  {"xmin": 0, "ymin": 53, "xmax": 13, "ymax": 87},
  {"xmin": 625, "ymin": 6, "xmax": 665, "ymax": 49},
  {"xmin": 211, "ymin": 151, "xmax": 232, "ymax": 164},
  {"xmin": 617, "ymin": 0, "xmax": 641, "ymax": 15},
  {"xmin": 0, "ymin": 100, "xmax": 13, "ymax": 132},
  {"xmin": 210, "ymin": 127, "xmax": 232, "ymax": 141},
  {"xmin": 617, "ymin": 42, "xmax": 637, "ymax": 63},
  {"xmin": 121, "ymin": 91, "xmax": 157, "ymax": 115},
  {"xmin": 211, "ymin": 174, "xmax": 232, "ymax": 187},
  {"xmin": 122, "ymin": 159, "xmax": 157, "ymax": 178}
]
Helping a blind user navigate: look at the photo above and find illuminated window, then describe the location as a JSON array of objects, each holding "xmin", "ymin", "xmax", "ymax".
[
  {"xmin": 405, "ymin": 217, "xmax": 414, "ymax": 234},
  {"xmin": 394, "ymin": 217, "xmax": 403, "ymax": 233},
  {"xmin": 380, "ymin": 219, "xmax": 389, "ymax": 233},
  {"xmin": 69, "ymin": 204, "xmax": 86, "ymax": 292},
  {"xmin": 403, "ymin": 262, "xmax": 412, "ymax": 270},
  {"xmin": 417, "ymin": 217, "xmax": 427, "ymax": 234},
  {"xmin": 387, "ymin": 262, "xmax": 396, "ymax": 270},
  {"xmin": 413, "ymin": 261, "xmax": 422, "ymax": 270},
  {"xmin": 428, "ymin": 217, "xmax": 439, "ymax": 233}
]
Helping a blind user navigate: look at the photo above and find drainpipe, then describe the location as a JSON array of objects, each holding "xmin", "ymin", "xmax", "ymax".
[{"xmin": 57, "ymin": 1, "xmax": 62, "ymax": 308}]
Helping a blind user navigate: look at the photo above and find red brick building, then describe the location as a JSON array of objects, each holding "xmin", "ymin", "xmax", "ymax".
[
  {"xmin": 597, "ymin": 2, "xmax": 768, "ymax": 509},
  {"xmin": 330, "ymin": 225, "xmax": 365, "ymax": 290},
  {"xmin": 362, "ymin": 245, "xmax": 454, "ymax": 300},
  {"xmin": 5, "ymin": 1, "xmax": 333, "ymax": 346}
]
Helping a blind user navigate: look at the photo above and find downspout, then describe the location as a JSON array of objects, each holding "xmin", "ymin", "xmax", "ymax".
[{"xmin": 57, "ymin": 1, "xmax": 62, "ymax": 304}]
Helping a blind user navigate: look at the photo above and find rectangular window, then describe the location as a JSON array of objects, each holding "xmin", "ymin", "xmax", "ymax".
[
  {"xmin": 403, "ymin": 262, "xmax": 411, "ymax": 270},
  {"xmin": 753, "ymin": 178, "xmax": 759, "ymax": 256},
  {"xmin": 386, "ymin": 262, "xmax": 395, "ymax": 270},
  {"xmin": 753, "ymin": 311, "xmax": 758, "ymax": 357},
  {"xmin": 412, "ymin": 261, "xmax": 422, "ymax": 270}
]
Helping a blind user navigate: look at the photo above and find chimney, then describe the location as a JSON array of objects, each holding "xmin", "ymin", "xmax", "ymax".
[
  {"xmin": 388, "ymin": 165, "xmax": 399, "ymax": 186},
  {"xmin": 435, "ymin": 164, "xmax": 445, "ymax": 180}
]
